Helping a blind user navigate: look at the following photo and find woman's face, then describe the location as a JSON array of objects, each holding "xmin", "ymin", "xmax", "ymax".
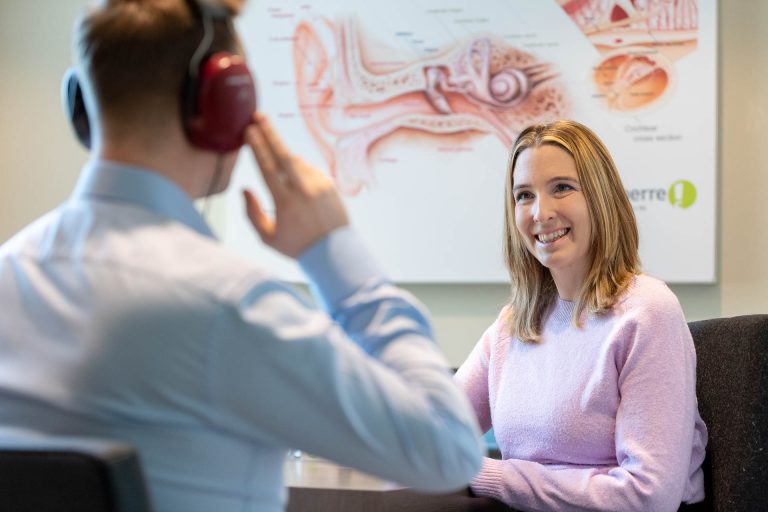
[{"xmin": 512, "ymin": 144, "xmax": 592, "ymax": 299}]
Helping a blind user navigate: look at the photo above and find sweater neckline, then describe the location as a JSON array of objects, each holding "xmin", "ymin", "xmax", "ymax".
[{"xmin": 551, "ymin": 296, "xmax": 577, "ymax": 324}]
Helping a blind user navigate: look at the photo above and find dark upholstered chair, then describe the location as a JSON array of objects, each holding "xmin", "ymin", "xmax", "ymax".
[
  {"xmin": 689, "ymin": 314, "xmax": 768, "ymax": 512},
  {"xmin": 0, "ymin": 436, "xmax": 152, "ymax": 512}
]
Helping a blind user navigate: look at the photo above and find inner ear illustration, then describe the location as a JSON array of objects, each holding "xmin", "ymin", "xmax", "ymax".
[{"xmin": 293, "ymin": 16, "xmax": 569, "ymax": 196}]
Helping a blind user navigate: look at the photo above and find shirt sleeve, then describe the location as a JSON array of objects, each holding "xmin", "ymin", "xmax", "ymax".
[
  {"xmin": 206, "ymin": 226, "xmax": 484, "ymax": 492},
  {"xmin": 469, "ymin": 298, "xmax": 702, "ymax": 512}
]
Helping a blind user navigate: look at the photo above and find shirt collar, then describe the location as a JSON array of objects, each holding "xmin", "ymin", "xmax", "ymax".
[{"xmin": 71, "ymin": 159, "xmax": 215, "ymax": 239}]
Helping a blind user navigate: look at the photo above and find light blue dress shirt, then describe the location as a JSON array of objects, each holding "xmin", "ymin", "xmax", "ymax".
[{"xmin": 0, "ymin": 160, "xmax": 483, "ymax": 512}]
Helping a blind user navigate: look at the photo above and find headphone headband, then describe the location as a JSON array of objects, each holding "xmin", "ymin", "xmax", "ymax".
[
  {"xmin": 186, "ymin": 0, "xmax": 231, "ymax": 18},
  {"xmin": 181, "ymin": 0, "xmax": 257, "ymax": 152},
  {"xmin": 185, "ymin": 0, "xmax": 231, "ymax": 80}
]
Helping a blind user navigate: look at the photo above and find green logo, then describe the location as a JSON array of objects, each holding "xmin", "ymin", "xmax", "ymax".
[{"xmin": 668, "ymin": 180, "xmax": 697, "ymax": 208}]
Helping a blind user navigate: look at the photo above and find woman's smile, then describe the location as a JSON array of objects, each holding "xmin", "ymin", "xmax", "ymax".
[{"xmin": 535, "ymin": 227, "xmax": 570, "ymax": 244}]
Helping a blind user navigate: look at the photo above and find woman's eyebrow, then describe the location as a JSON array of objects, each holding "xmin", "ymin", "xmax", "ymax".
[
  {"xmin": 513, "ymin": 176, "xmax": 579, "ymax": 191},
  {"xmin": 548, "ymin": 176, "xmax": 579, "ymax": 184}
]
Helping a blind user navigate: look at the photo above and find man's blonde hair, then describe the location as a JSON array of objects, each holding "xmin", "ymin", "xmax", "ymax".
[{"xmin": 503, "ymin": 120, "xmax": 640, "ymax": 343}]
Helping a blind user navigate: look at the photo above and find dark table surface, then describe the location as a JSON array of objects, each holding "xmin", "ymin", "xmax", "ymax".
[{"xmin": 284, "ymin": 455, "xmax": 512, "ymax": 512}]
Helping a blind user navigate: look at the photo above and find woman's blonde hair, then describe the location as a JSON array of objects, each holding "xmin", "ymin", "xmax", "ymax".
[{"xmin": 503, "ymin": 120, "xmax": 640, "ymax": 342}]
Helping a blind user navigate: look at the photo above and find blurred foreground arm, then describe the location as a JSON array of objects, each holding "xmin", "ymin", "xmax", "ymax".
[{"xmin": 217, "ymin": 113, "xmax": 484, "ymax": 491}]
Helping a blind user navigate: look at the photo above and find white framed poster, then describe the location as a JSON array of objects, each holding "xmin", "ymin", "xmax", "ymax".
[{"xmin": 225, "ymin": 0, "xmax": 717, "ymax": 283}]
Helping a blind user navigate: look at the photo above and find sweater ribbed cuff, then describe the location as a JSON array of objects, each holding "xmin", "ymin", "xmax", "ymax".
[{"xmin": 470, "ymin": 457, "xmax": 506, "ymax": 502}]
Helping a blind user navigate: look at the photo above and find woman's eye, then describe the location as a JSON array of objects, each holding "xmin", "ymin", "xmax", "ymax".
[
  {"xmin": 515, "ymin": 191, "xmax": 533, "ymax": 202},
  {"xmin": 554, "ymin": 183, "xmax": 575, "ymax": 193}
]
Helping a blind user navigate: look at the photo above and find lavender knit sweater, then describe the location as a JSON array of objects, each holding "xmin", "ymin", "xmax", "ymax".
[{"xmin": 455, "ymin": 274, "xmax": 707, "ymax": 512}]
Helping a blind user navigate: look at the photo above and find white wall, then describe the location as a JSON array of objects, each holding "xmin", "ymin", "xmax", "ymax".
[
  {"xmin": 718, "ymin": 1, "xmax": 768, "ymax": 319},
  {"xmin": 0, "ymin": 1, "xmax": 89, "ymax": 233},
  {"xmin": 1, "ymin": 1, "xmax": 766, "ymax": 367}
]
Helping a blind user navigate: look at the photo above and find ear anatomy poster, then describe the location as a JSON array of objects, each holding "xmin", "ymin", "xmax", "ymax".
[{"xmin": 226, "ymin": 0, "xmax": 716, "ymax": 283}]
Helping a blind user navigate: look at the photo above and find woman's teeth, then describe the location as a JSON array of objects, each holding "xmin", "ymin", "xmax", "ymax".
[{"xmin": 537, "ymin": 228, "xmax": 568, "ymax": 243}]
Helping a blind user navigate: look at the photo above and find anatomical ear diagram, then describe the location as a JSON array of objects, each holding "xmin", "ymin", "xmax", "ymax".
[
  {"xmin": 558, "ymin": 0, "xmax": 699, "ymax": 113},
  {"xmin": 292, "ymin": 16, "xmax": 569, "ymax": 196}
]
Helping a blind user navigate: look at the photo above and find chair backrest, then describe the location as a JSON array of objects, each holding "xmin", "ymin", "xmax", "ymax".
[
  {"xmin": 0, "ymin": 435, "xmax": 152, "ymax": 512},
  {"xmin": 688, "ymin": 314, "xmax": 768, "ymax": 512}
]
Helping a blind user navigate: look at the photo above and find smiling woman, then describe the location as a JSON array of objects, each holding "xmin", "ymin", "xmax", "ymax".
[
  {"xmin": 454, "ymin": 120, "xmax": 709, "ymax": 512},
  {"xmin": 510, "ymin": 144, "xmax": 592, "ymax": 302},
  {"xmin": 504, "ymin": 120, "xmax": 639, "ymax": 341}
]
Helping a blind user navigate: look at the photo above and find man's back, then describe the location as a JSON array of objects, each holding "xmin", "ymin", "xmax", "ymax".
[
  {"xmin": 0, "ymin": 163, "xmax": 286, "ymax": 509},
  {"xmin": 0, "ymin": 161, "xmax": 483, "ymax": 511}
]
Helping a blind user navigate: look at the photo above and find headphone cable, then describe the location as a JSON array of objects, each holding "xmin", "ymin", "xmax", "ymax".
[{"xmin": 201, "ymin": 153, "xmax": 224, "ymax": 221}]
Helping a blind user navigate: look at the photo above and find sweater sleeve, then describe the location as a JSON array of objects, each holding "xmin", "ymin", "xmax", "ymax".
[
  {"xmin": 470, "ymin": 294, "xmax": 702, "ymax": 512},
  {"xmin": 454, "ymin": 318, "xmax": 499, "ymax": 433}
]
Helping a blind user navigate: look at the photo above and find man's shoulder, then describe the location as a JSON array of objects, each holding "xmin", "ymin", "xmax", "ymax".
[
  {"xmin": 4, "ymin": 200, "xmax": 279, "ymax": 303},
  {"xmin": 114, "ymin": 216, "xmax": 276, "ymax": 298},
  {"xmin": 0, "ymin": 207, "xmax": 64, "ymax": 259}
]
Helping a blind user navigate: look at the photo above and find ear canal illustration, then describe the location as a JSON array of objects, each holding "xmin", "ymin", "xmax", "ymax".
[{"xmin": 293, "ymin": 16, "xmax": 568, "ymax": 196}]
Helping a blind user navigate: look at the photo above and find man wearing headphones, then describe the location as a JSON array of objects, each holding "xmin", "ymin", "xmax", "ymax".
[{"xmin": 0, "ymin": 1, "xmax": 483, "ymax": 511}]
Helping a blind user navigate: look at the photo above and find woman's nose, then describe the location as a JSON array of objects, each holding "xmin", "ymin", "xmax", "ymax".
[{"xmin": 532, "ymin": 196, "xmax": 554, "ymax": 223}]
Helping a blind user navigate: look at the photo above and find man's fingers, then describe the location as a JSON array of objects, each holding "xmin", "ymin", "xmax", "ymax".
[
  {"xmin": 243, "ymin": 189, "xmax": 275, "ymax": 243},
  {"xmin": 245, "ymin": 122, "xmax": 283, "ymax": 192},
  {"xmin": 253, "ymin": 113, "xmax": 300, "ymax": 183}
]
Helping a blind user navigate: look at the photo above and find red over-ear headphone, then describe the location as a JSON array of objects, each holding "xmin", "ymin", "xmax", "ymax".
[
  {"xmin": 181, "ymin": 0, "xmax": 256, "ymax": 151},
  {"xmin": 63, "ymin": 0, "xmax": 257, "ymax": 153}
]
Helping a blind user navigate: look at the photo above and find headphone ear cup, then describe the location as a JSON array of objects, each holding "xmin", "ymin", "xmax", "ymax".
[
  {"xmin": 61, "ymin": 68, "xmax": 92, "ymax": 149},
  {"xmin": 182, "ymin": 52, "xmax": 257, "ymax": 152}
]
